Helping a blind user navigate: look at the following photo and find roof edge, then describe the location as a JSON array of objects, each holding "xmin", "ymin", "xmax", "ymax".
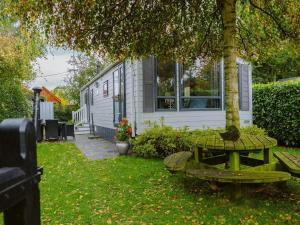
[{"xmin": 80, "ymin": 61, "xmax": 121, "ymax": 91}]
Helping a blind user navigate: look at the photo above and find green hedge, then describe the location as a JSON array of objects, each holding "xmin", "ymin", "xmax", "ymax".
[
  {"xmin": 0, "ymin": 81, "xmax": 31, "ymax": 122},
  {"xmin": 253, "ymin": 81, "xmax": 300, "ymax": 146},
  {"xmin": 54, "ymin": 105, "xmax": 77, "ymax": 122}
]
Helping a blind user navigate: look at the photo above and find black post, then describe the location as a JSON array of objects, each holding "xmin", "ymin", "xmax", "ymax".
[
  {"xmin": 0, "ymin": 119, "xmax": 42, "ymax": 225},
  {"xmin": 32, "ymin": 87, "xmax": 42, "ymax": 140}
]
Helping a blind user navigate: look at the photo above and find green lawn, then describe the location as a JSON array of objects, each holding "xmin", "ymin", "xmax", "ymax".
[{"xmin": 3, "ymin": 143, "xmax": 300, "ymax": 224}]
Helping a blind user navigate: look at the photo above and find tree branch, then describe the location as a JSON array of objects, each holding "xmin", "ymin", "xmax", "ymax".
[{"xmin": 248, "ymin": 0, "xmax": 290, "ymax": 37}]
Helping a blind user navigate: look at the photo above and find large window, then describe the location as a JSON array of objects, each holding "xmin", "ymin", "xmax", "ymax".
[
  {"xmin": 180, "ymin": 61, "xmax": 221, "ymax": 110},
  {"xmin": 156, "ymin": 60, "xmax": 176, "ymax": 110}
]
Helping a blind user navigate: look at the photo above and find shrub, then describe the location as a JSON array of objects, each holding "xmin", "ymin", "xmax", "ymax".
[
  {"xmin": 253, "ymin": 81, "xmax": 300, "ymax": 146},
  {"xmin": 0, "ymin": 81, "xmax": 31, "ymax": 122},
  {"xmin": 132, "ymin": 121, "xmax": 195, "ymax": 158},
  {"xmin": 132, "ymin": 119, "xmax": 265, "ymax": 158},
  {"xmin": 54, "ymin": 105, "xmax": 76, "ymax": 122}
]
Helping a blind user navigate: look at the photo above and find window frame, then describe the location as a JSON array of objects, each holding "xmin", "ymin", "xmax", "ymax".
[
  {"xmin": 103, "ymin": 80, "xmax": 109, "ymax": 97},
  {"xmin": 154, "ymin": 59, "xmax": 177, "ymax": 111},
  {"xmin": 179, "ymin": 62, "xmax": 222, "ymax": 111}
]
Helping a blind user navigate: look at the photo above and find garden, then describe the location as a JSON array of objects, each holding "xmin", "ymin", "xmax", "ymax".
[
  {"xmin": 23, "ymin": 143, "xmax": 300, "ymax": 224},
  {"xmin": 0, "ymin": 1, "xmax": 300, "ymax": 224}
]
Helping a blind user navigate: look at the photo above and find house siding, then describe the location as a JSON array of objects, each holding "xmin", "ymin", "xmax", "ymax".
[
  {"xmin": 79, "ymin": 58, "xmax": 253, "ymax": 138},
  {"xmin": 136, "ymin": 59, "xmax": 253, "ymax": 134},
  {"xmin": 89, "ymin": 65, "xmax": 117, "ymax": 129}
]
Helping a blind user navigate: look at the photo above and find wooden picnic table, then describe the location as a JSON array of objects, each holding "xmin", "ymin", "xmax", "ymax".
[{"xmin": 195, "ymin": 134, "xmax": 277, "ymax": 171}]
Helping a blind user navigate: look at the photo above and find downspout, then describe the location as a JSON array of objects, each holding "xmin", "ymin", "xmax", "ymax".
[{"xmin": 131, "ymin": 61, "xmax": 137, "ymax": 137}]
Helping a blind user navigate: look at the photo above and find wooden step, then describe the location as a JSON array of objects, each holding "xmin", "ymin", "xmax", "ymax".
[
  {"xmin": 274, "ymin": 152, "xmax": 300, "ymax": 177},
  {"xmin": 186, "ymin": 168, "xmax": 290, "ymax": 183}
]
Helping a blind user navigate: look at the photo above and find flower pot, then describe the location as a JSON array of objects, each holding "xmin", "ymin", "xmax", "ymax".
[{"xmin": 116, "ymin": 141, "xmax": 130, "ymax": 155}]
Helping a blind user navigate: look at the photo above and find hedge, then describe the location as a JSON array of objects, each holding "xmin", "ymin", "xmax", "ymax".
[
  {"xmin": 253, "ymin": 81, "xmax": 300, "ymax": 146},
  {"xmin": 0, "ymin": 81, "xmax": 31, "ymax": 122},
  {"xmin": 54, "ymin": 105, "xmax": 77, "ymax": 122}
]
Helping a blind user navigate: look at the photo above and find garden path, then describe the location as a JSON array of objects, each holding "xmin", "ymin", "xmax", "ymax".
[{"xmin": 72, "ymin": 134, "xmax": 118, "ymax": 160}]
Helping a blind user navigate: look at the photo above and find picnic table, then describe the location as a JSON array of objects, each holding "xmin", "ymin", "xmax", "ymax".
[
  {"xmin": 164, "ymin": 134, "xmax": 291, "ymax": 184},
  {"xmin": 195, "ymin": 134, "xmax": 277, "ymax": 171}
]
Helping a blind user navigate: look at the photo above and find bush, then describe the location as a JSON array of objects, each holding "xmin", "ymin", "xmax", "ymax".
[
  {"xmin": 253, "ymin": 81, "xmax": 300, "ymax": 146},
  {"xmin": 132, "ymin": 119, "xmax": 265, "ymax": 158},
  {"xmin": 132, "ymin": 122, "xmax": 195, "ymax": 158},
  {"xmin": 54, "ymin": 105, "xmax": 76, "ymax": 122},
  {"xmin": 0, "ymin": 81, "xmax": 31, "ymax": 122}
]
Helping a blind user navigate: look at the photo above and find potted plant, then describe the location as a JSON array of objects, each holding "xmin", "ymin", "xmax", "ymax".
[{"xmin": 115, "ymin": 118, "xmax": 132, "ymax": 155}]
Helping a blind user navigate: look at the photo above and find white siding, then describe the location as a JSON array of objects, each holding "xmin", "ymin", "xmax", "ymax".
[
  {"xmin": 89, "ymin": 66, "xmax": 117, "ymax": 129},
  {"xmin": 135, "ymin": 59, "xmax": 253, "ymax": 134},
  {"xmin": 138, "ymin": 111, "xmax": 252, "ymax": 133},
  {"xmin": 40, "ymin": 102, "xmax": 54, "ymax": 120},
  {"xmin": 79, "ymin": 59, "xmax": 253, "ymax": 135}
]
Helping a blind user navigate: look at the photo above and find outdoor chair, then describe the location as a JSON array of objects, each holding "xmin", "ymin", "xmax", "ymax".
[
  {"xmin": 65, "ymin": 124, "xmax": 75, "ymax": 140},
  {"xmin": 58, "ymin": 122, "xmax": 67, "ymax": 140},
  {"xmin": 45, "ymin": 119, "xmax": 59, "ymax": 140}
]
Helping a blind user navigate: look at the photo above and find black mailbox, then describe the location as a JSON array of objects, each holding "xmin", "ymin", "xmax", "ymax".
[{"xmin": 0, "ymin": 119, "xmax": 42, "ymax": 225}]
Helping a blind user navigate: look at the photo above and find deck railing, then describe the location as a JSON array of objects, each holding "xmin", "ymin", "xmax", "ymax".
[{"xmin": 72, "ymin": 104, "xmax": 88, "ymax": 126}]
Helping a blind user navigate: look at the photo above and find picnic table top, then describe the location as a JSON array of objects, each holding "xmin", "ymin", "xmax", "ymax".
[{"xmin": 196, "ymin": 134, "xmax": 277, "ymax": 151}]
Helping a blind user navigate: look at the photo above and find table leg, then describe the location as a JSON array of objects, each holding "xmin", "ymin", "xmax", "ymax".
[
  {"xmin": 263, "ymin": 148, "xmax": 272, "ymax": 164},
  {"xmin": 229, "ymin": 152, "xmax": 240, "ymax": 171},
  {"xmin": 194, "ymin": 146, "xmax": 199, "ymax": 162},
  {"xmin": 194, "ymin": 146, "xmax": 204, "ymax": 163}
]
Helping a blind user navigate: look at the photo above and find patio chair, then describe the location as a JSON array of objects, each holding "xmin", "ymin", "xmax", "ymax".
[
  {"xmin": 65, "ymin": 124, "xmax": 75, "ymax": 140},
  {"xmin": 45, "ymin": 119, "xmax": 59, "ymax": 140}
]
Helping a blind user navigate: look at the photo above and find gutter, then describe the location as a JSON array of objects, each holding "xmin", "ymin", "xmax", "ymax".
[{"xmin": 80, "ymin": 61, "xmax": 121, "ymax": 91}]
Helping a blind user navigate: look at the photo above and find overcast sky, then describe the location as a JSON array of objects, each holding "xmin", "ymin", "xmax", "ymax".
[{"xmin": 29, "ymin": 47, "xmax": 77, "ymax": 90}]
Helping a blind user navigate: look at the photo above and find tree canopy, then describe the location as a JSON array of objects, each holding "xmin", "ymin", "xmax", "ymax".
[
  {"xmin": 0, "ymin": 0, "xmax": 45, "ymax": 82},
  {"xmin": 0, "ymin": 0, "xmax": 45, "ymax": 121},
  {"xmin": 63, "ymin": 54, "xmax": 110, "ymax": 107},
  {"xmin": 13, "ymin": 0, "xmax": 299, "ymax": 129},
  {"xmin": 14, "ymin": 0, "xmax": 298, "ymax": 61}
]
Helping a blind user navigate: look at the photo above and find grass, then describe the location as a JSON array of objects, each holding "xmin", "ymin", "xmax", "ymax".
[{"xmin": 2, "ymin": 143, "xmax": 300, "ymax": 224}]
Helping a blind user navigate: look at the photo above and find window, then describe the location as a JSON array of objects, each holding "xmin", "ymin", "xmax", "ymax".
[
  {"xmin": 180, "ymin": 61, "xmax": 221, "ymax": 110},
  {"xmin": 95, "ymin": 81, "xmax": 99, "ymax": 95},
  {"xmin": 155, "ymin": 60, "xmax": 176, "ymax": 110},
  {"xmin": 103, "ymin": 80, "xmax": 108, "ymax": 97}
]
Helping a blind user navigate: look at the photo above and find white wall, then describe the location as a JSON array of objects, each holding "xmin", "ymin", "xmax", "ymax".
[
  {"xmin": 135, "ymin": 59, "xmax": 253, "ymax": 134},
  {"xmin": 40, "ymin": 102, "xmax": 54, "ymax": 120},
  {"xmin": 89, "ymin": 66, "xmax": 116, "ymax": 129},
  {"xmin": 80, "ymin": 59, "xmax": 253, "ymax": 135}
]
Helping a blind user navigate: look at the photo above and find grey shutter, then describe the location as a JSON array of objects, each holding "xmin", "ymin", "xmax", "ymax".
[
  {"xmin": 238, "ymin": 64, "xmax": 250, "ymax": 111},
  {"xmin": 143, "ymin": 57, "xmax": 155, "ymax": 112}
]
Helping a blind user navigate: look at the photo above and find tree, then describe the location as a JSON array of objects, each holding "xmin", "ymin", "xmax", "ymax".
[
  {"xmin": 252, "ymin": 41, "xmax": 300, "ymax": 83},
  {"xmin": 63, "ymin": 54, "xmax": 109, "ymax": 107},
  {"xmin": 0, "ymin": 0, "xmax": 45, "ymax": 121},
  {"xmin": 14, "ymin": 0, "xmax": 299, "ymax": 129}
]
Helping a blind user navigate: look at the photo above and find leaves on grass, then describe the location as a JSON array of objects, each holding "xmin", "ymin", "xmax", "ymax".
[{"xmin": 32, "ymin": 143, "xmax": 300, "ymax": 225}]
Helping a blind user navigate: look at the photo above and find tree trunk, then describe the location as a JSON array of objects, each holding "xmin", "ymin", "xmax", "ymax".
[{"xmin": 219, "ymin": 0, "xmax": 240, "ymax": 129}]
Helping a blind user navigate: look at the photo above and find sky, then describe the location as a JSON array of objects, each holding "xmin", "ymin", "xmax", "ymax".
[{"xmin": 29, "ymin": 47, "xmax": 76, "ymax": 90}]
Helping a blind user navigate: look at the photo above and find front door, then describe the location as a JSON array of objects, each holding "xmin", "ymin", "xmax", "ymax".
[
  {"xmin": 84, "ymin": 90, "xmax": 90, "ymax": 123},
  {"xmin": 113, "ymin": 65, "xmax": 125, "ymax": 126}
]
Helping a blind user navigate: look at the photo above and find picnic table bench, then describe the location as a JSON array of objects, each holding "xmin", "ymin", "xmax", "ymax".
[{"xmin": 274, "ymin": 152, "xmax": 300, "ymax": 177}]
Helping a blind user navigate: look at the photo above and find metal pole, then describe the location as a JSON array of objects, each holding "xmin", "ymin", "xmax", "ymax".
[{"xmin": 32, "ymin": 87, "xmax": 42, "ymax": 137}]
